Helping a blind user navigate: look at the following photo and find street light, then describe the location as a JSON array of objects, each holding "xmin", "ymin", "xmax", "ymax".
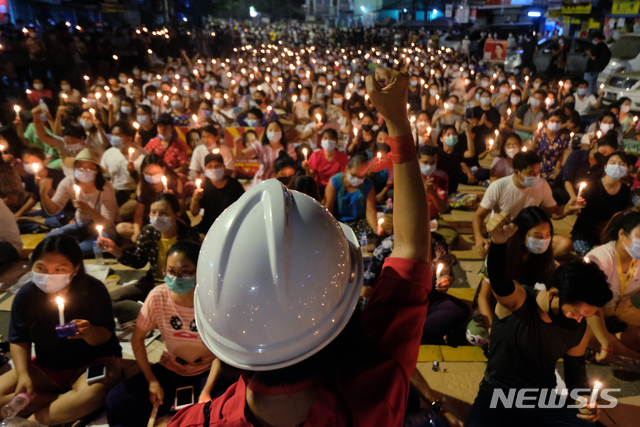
[
  {"xmin": 528, "ymin": 11, "xmax": 541, "ymax": 17},
  {"xmin": 360, "ymin": 6, "xmax": 366, "ymax": 12},
  {"xmin": 250, "ymin": 6, "xmax": 258, "ymax": 17}
]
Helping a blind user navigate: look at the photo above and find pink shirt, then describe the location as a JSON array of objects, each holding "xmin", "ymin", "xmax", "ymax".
[
  {"xmin": 308, "ymin": 149, "xmax": 349, "ymax": 186},
  {"xmin": 137, "ymin": 284, "xmax": 214, "ymax": 376}
]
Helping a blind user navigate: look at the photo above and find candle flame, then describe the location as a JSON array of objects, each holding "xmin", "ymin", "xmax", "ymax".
[
  {"xmin": 96, "ymin": 225, "xmax": 103, "ymax": 232},
  {"xmin": 196, "ymin": 178, "xmax": 202, "ymax": 187},
  {"xmin": 161, "ymin": 176, "xmax": 167, "ymax": 185},
  {"xmin": 133, "ymin": 122, "xmax": 139, "ymax": 130},
  {"xmin": 378, "ymin": 218, "xmax": 384, "ymax": 225},
  {"xmin": 302, "ymin": 148, "xmax": 308, "ymax": 156},
  {"xmin": 594, "ymin": 381, "xmax": 602, "ymax": 389},
  {"xmin": 32, "ymin": 163, "xmax": 39, "ymax": 173},
  {"xmin": 436, "ymin": 264, "xmax": 444, "ymax": 275},
  {"xmin": 128, "ymin": 147, "xmax": 135, "ymax": 154},
  {"xmin": 192, "ymin": 114, "xmax": 198, "ymax": 122},
  {"xmin": 56, "ymin": 297, "xmax": 64, "ymax": 305},
  {"xmin": 584, "ymin": 257, "xmax": 590, "ymax": 263},
  {"xmin": 212, "ymin": 148, "xmax": 220, "ymax": 154},
  {"xmin": 13, "ymin": 105, "xmax": 20, "ymax": 113}
]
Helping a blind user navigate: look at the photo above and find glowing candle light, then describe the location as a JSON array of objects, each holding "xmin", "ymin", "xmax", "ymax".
[
  {"xmin": 32, "ymin": 163, "xmax": 39, "ymax": 174},
  {"xmin": 133, "ymin": 122, "xmax": 139, "ymax": 131},
  {"xmin": 192, "ymin": 114, "xmax": 198, "ymax": 123},
  {"xmin": 196, "ymin": 179, "xmax": 202, "ymax": 190},
  {"xmin": 507, "ymin": 108, "xmax": 512, "ymax": 116},
  {"xmin": 162, "ymin": 176, "xmax": 168, "ymax": 192},
  {"xmin": 212, "ymin": 148, "xmax": 220, "ymax": 154},
  {"xmin": 597, "ymin": 130, "xmax": 602, "ymax": 139},
  {"xmin": 559, "ymin": 81, "xmax": 563, "ymax": 87},
  {"xmin": 13, "ymin": 105, "xmax": 20, "ymax": 118},
  {"xmin": 316, "ymin": 114, "xmax": 321, "ymax": 124},
  {"xmin": 96, "ymin": 224, "xmax": 103, "ymax": 238},
  {"xmin": 56, "ymin": 297, "xmax": 65, "ymax": 326},
  {"xmin": 577, "ymin": 182, "xmax": 587, "ymax": 200},
  {"xmin": 0, "ymin": 144, "xmax": 4, "ymax": 155},
  {"xmin": 74, "ymin": 184, "xmax": 80, "ymax": 199},
  {"xmin": 436, "ymin": 263, "xmax": 444, "ymax": 280},
  {"xmin": 590, "ymin": 381, "xmax": 602, "ymax": 405},
  {"xmin": 489, "ymin": 139, "xmax": 494, "ymax": 151},
  {"xmin": 303, "ymin": 148, "xmax": 308, "ymax": 160},
  {"xmin": 128, "ymin": 147, "xmax": 134, "ymax": 162},
  {"xmin": 377, "ymin": 217, "xmax": 384, "ymax": 235}
]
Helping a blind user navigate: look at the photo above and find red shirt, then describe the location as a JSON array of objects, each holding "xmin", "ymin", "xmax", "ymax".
[
  {"xmin": 423, "ymin": 169, "xmax": 448, "ymax": 218},
  {"xmin": 28, "ymin": 89, "xmax": 53, "ymax": 106},
  {"xmin": 308, "ymin": 150, "xmax": 349, "ymax": 187},
  {"xmin": 169, "ymin": 257, "xmax": 432, "ymax": 427},
  {"xmin": 145, "ymin": 135, "xmax": 191, "ymax": 170}
]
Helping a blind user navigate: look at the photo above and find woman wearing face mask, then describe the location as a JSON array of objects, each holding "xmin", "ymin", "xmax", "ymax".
[
  {"xmin": 326, "ymin": 92, "xmax": 350, "ymax": 126},
  {"xmin": 407, "ymin": 74, "xmax": 423, "ymax": 113},
  {"xmin": 166, "ymin": 94, "xmax": 192, "ymax": 126},
  {"xmin": 348, "ymin": 113, "xmax": 378, "ymax": 157},
  {"xmin": 490, "ymin": 133, "xmax": 523, "ymax": 182},
  {"xmin": 116, "ymin": 154, "xmax": 184, "ymax": 243},
  {"xmin": 324, "ymin": 153, "xmax": 377, "ymax": 236},
  {"xmin": 40, "ymin": 149, "xmax": 119, "ymax": 258},
  {"xmin": 581, "ymin": 112, "xmax": 619, "ymax": 150},
  {"xmin": 190, "ymin": 153, "xmax": 245, "ymax": 235},
  {"xmin": 144, "ymin": 113, "xmax": 190, "ymax": 173},
  {"xmin": 109, "ymin": 96, "xmax": 135, "ymax": 128},
  {"xmin": 616, "ymin": 98, "xmax": 637, "ymax": 148},
  {"xmin": 78, "ymin": 110, "xmax": 109, "ymax": 150},
  {"xmin": 235, "ymin": 121, "xmax": 296, "ymax": 184},
  {"xmin": 189, "ymin": 125, "xmax": 235, "ymax": 180},
  {"xmin": 105, "ymin": 239, "xmax": 234, "ymax": 426},
  {"xmin": 413, "ymin": 111, "xmax": 433, "ymax": 146},
  {"xmin": 572, "ymin": 152, "xmax": 631, "ymax": 256},
  {"xmin": 101, "ymin": 194, "xmax": 199, "ymax": 324},
  {"xmin": 530, "ymin": 111, "xmax": 570, "ymax": 180},
  {"xmin": 27, "ymin": 78, "xmax": 52, "ymax": 106},
  {"xmin": 437, "ymin": 125, "xmax": 477, "ymax": 193},
  {"xmin": 431, "ymin": 95, "xmax": 461, "ymax": 144},
  {"xmin": 302, "ymin": 128, "xmax": 349, "ymax": 195},
  {"xmin": 141, "ymin": 86, "xmax": 161, "ymax": 121},
  {"xmin": 58, "ymin": 80, "xmax": 81, "ymax": 106},
  {"xmin": 134, "ymin": 105, "xmax": 158, "ymax": 147},
  {"xmin": 293, "ymin": 86, "xmax": 313, "ymax": 127},
  {"xmin": 471, "ymin": 207, "xmax": 556, "ymax": 348},
  {"xmin": 0, "ymin": 235, "xmax": 122, "ymax": 424},
  {"xmin": 421, "ymin": 83, "xmax": 440, "ymax": 116},
  {"xmin": 498, "ymin": 89, "xmax": 524, "ymax": 135},
  {"xmin": 585, "ymin": 212, "xmax": 640, "ymax": 364}
]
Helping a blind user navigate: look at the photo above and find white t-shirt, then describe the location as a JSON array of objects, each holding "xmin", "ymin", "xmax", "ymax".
[
  {"xmin": 189, "ymin": 143, "xmax": 236, "ymax": 177},
  {"xmin": 574, "ymin": 94, "xmax": 598, "ymax": 115},
  {"xmin": 50, "ymin": 177, "xmax": 121, "ymax": 226},
  {"xmin": 0, "ymin": 198, "xmax": 22, "ymax": 253},
  {"xmin": 586, "ymin": 241, "xmax": 640, "ymax": 316},
  {"xmin": 480, "ymin": 174, "xmax": 557, "ymax": 219},
  {"xmin": 100, "ymin": 145, "xmax": 147, "ymax": 191},
  {"xmin": 51, "ymin": 134, "xmax": 105, "ymax": 178}
]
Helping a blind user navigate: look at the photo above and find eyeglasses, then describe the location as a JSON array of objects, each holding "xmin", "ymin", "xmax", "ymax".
[{"xmin": 166, "ymin": 270, "xmax": 196, "ymax": 278}]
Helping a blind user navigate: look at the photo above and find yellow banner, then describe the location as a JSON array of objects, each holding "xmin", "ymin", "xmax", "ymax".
[
  {"xmin": 561, "ymin": 4, "xmax": 592, "ymax": 14},
  {"xmin": 589, "ymin": 19, "xmax": 601, "ymax": 29},
  {"xmin": 612, "ymin": 0, "xmax": 640, "ymax": 15}
]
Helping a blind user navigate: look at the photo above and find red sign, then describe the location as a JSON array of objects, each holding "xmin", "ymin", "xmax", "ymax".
[
  {"xmin": 484, "ymin": 39, "xmax": 508, "ymax": 63},
  {"xmin": 224, "ymin": 126, "xmax": 265, "ymax": 179}
]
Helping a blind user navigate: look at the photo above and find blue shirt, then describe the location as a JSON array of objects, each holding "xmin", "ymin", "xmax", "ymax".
[{"xmin": 330, "ymin": 172, "xmax": 373, "ymax": 221}]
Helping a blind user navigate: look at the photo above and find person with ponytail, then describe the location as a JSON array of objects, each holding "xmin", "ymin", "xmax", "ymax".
[
  {"xmin": 572, "ymin": 152, "xmax": 632, "ymax": 256},
  {"xmin": 585, "ymin": 211, "xmax": 640, "ymax": 364}
]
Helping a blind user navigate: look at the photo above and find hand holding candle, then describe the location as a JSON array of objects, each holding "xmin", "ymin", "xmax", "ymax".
[
  {"xmin": 74, "ymin": 184, "xmax": 80, "ymax": 199},
  {"xmin": 436, "ymin": 263, "xmax": 444, "ymax": 281},
  {"xmin": 162, "ymin": 175, "xmax": 168, "ymax": 192},
  {"xmin": 590, "ymin": 381, "xmax": 602, "ymax": 405},
  {"xmin": 56, "ymin": 297, "xmax": 65, "ymax": 326},
  {"xmin": 577, "ymin": 182, "xmax": 586, "ymax": 200},
  {"xmin": 196, "ymin": 179, "xmax": 202, "ymax": 190},
  {"xmin": 96, "ymin": 224, "xmax": 103, "ymax": 238},
  {"xmin": 302, "ymin": 148, "xmax": 308, "ymax": 161},
  {"xmin": 128, "ymin": 147, "xmax": 135, "ymax": 162},
  {"xmin": 13, "ymin": 105, "xmax": 20, "ymax": 119},
  {"xmin": 32, "ymin": 163, "xmax": 39, "ymax": 174}
]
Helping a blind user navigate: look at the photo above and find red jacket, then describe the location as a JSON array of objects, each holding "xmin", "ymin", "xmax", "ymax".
[{"xmin": 169, "ymin": 257, "xmax": 432, "ymax": 427}]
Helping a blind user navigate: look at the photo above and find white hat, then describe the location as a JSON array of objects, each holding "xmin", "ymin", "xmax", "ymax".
[{"xmin": 195, "ymin": 179, "xmax": 363, "ymax": 371}]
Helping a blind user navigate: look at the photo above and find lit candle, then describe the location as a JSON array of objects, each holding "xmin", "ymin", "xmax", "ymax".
[
  {"xmin": 89, "ymin": 108, "xmax": 95, "ymax": 118},
  {"xmin": 489, "ymin": 139, "xmax": 494, "ymax": 151},
  {"xmin": 596, "ymin": 130, "xmax": 602, "ymax": 139},
  {"xmin": 494, "ymin": 129, "xmax": 499, "ymax": 137},
  {"xmin": 192, "ymin": 114, "xmax": 198, "ymax": 123},
  {"xmin": 292, "ymin": 95, "xmax": 297, "ymax": 103},
  {"xmin": 133, "ymin": 122, "xmax": 139, "ymax": 131},
  {"xmin": 74, "ymin": 184, "xmax": 80, "ymax": 199},
  {"xmin": 600, "ymin": 84, "xmax": 604, "ymax": 90},
  {"xmin": 84, "ymin": 75, "xmax": 90, "ymax": 82},
  {"xmin": 377, "ymin": 152, "xmax": 382, "ymax": 160},
  {"xmin": 96, "ymin": 224, "xmax": 103, "ymax": 238},
  {"xmin": 161, "ymin": 175, "xmax": 168, "ymax": 192},
  {"xmin": 128, "ymin": 147, "xmax": 134, "ymax": 162},
  {"xmin": 570, "ymin": 132, "xmax": 574, "ymax": 138},
  {"xmin": 577, "ymin": 182, "xmax": 587, "ymax": 200},
  {"xmin": 302, "ymin": 148, "xmax": 308, "ymax": 160},
  {"xmin": 212, "ymin": 148, "xmax": 220, "ymax": 154},
  {"xmin": 590, "ymin": 381, "xmax": 602, "ymax": 405},
  {"xmin": 426, "ymin": 126, "xmax": 432, "ymax": 135},
  {"xmin": 522, "ymin": 146, "xmax": 527, "ymax": 152},
  {"xmin": 32, "ymin": 163, "xmax": 39, "ymax": 174},
  {"xmin": 377, "ymin": 217, "xmax": 384, "ymax": 235},
  {"xmin": 316, "ymin": 114, "xmax": 321, "ymax": 124},
  {"xmin": 56, "ymin": 297, "xmax": 65, "ymax": 326},
  {"xmin": 507, "ymin": 108, "xmax": 512, "ymax": 116},
  {"xmin": 13, "ymin": 105, "xmax": 20, "ymax": 118},
  {"xmin": 0, "ymin": 144, "xmax": 4, "ymax": 155},
  {"xmin": 537, "ymin": 122, "xmax": 543, "ymax": 131},
  {"xmin": 436, "ymin": 263, "xmax": 444, "ymax": 280},
  {"xmin": 525, "ymin": 76, "xmax": 529, "ymax": 82},
  {"xmin": 559, "ymin": 81, "xmax": 563, "ymax": 88},
  {"xmin": 584, "ymin": 257, "xmax": 590, "ymax": 264}
]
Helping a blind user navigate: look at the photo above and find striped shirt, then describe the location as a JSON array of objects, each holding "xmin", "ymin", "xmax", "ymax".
[{"xmin": 250, "ymin": 141, "xmax": 297, "ymax": 181}]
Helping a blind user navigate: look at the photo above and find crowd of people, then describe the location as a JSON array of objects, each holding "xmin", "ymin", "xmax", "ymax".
[{"xmin": 0, "ymin": 19, "xmax": 635, "ymax": 426}]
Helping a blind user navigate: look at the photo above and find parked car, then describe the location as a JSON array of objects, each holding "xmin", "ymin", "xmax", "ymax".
[
  {"xmin": 504, "ymin": 37, "xmax": 591, "ymax": 75},
  {"xmin": 440, "ymin": 23, "xmax": 534, "ymax": 56},
  {"xmin": 601, "ymin": 71, "xmax": 640, "ymax": 111},
  {"xmin": 598, "ymin": 34, "xmax": 640, "ymax": 85}
]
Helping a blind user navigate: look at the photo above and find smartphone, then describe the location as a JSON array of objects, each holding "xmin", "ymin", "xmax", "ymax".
[
  {"xmin": 465, "ymin": 108, "xmax": 473, "ymax": 120},
  {"xmin": 174, "ymin": 386, "xmax": 194, "ymax": 410},
  {"xmin": 39, "ymin": 100, "xmax": 49, "ymax": 114},
  {"xmin": 85, "ymin": 364, "xmax": 106, "ymax": 383}
]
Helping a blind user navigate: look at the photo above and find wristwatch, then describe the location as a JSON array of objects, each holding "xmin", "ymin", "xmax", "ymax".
[{"xmin": 431, "ymin": 398, "xmax": 443, "ymax": 413}]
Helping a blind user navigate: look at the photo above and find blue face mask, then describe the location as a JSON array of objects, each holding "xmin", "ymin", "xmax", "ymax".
[
  {"xmin": 165, "ymin": 274, "xmax": 195, "ymax": 294},
  {"xmin": 40, "ymin": 114, "xmax": 48, "ymax": 122},
  {"xmin": 137, "ymin": 115, "xmax": 150, "ymax": 126},
  {"xmin": 203, "ymin": 110, "xmax": 212, "ymax": 119},
  {"xmin": 74, "ymin": 169, "xmax": 96, "ymax": 183},
  {"xmin": 246, "ymin": 119, "xmax": 259, "ymax": 127},
  {"xmin": 443, "ymin": 135, "xmax": 458, "ymax": 147}
]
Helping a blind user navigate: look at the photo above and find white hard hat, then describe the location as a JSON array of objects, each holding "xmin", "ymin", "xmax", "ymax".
[{"xmin": 195, "ymin": 179, "xmax": 363, "ymax": 371}]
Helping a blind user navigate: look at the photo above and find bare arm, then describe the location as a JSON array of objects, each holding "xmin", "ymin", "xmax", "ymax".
[
  {"xmin": 323, "ymin": 179, "xmax": 336, "ymax": 211},
  {"xmin": 365, "ymin": 186, "xmax": 378, "ymax": 232}
]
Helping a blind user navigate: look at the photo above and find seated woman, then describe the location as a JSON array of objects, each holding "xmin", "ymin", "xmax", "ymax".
[
  {"xmin": 134, "ymin": 105, "xmax": 158, "ymax": 147},
  {"xmin": 586, "ymin": 212, "xmax": 640, "ymax": 364},
  {"xmin": 530, "ymin": 110, "xmax": 571, "ymax": 180},
  {"xmin": 116, "ymin": 154, "xmax": 184, "ymax": 243},
  {"xmin": 273, "ymin": 151, "xmax": 298, "ymax": 186},
  {"xmin": 412, "ymin": 111, "xmax": 432, "ymax": 147},
  {"xmin": 581, "ymin": 112, "xmax": 619, "ymax": 150},
  {"xmin": 144, "ymin": 113, "xmax": 191, "ymax": 175},
  {"xmin": 364, "ymin": 223, "xmax": 468, "ymax": 345},
  {"xmin": 301, "ymin": 128, "xmax": 349, "ymax": 196},
  {"xmin": 324, "ymin": 154, "xmax": 377, "ymax": 237},
  {"xmin": 369, "ymin": 137, "xmax": 394, "ymax": 203},
  {"xmin": 347, "ymin": 113, "xmax": 377, "ymax": 157},
  {"xmin": 190, "ymin": 153, "xmax": 245, "ymax": 236},
  {"xmin": 106, "ymin": 240, "xmax": 233, "ymax": 427},
  {"xmin": 572, "ymin": 152, "xmax": 631, "ymax": 256},
  {"xmin": 99, "ymin": 193, "xmax": 200, "ymax": 324},
  {"xmin": 469, "ymin": 207, "xmax": 557, "ymax": 349},
  {"xmin": 0, "ymin": 235, "xmax": 122, "ymax": 424},
  {"xmin": 490, "ymin": 133, "xmax": 523, "ymax": 182},
  {"xmin": 189, "ymin": 125, "xmax": 236, "ymax": 180},
  {"xmin": 77, "ymin": 110, "xmax": 109, "ymax": 151},
  {"xmin": 234, "ymin": 121, "xmax": 297, "ymax": 184},
  {"xmin": 40, "ymin": 149, "xmax": 119, "ymax": 258}
]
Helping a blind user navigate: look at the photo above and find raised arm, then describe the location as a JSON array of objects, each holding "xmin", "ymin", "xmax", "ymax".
[
  {"xmin": 366, "ymin": 68, "xmax": 430, "ymax": 263},
  {"xmin": 31, "ymin": 107, "xmax": 65, "ymax": 151}
]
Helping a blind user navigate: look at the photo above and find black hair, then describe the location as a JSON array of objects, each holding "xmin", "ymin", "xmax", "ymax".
[
  {"xmin": 274, "ymin": 151, "xmax": 296, "ymax": 174},
  {"xmin": 0, "ymin": 126, "xmax": 25, "ymax": 158},
  {"xmin": 204, "ymin": 152, "xmax": 225, "ymax": 166},
  {"xmin": 499, "ymin": 133, "xmax": 523, "ymax": 158},
  {"xmin": 288, "ymin": 176, "xmax": 321, "ymax": 202},
  {"xmin": 307, "ymin": 104, "xmax": 323, "ymax": 118},
  {"xmin": 121, "ymin": 96, "xmax": 135, "ymax": 107},
  {"xmin": 437, "ymin": 125, "xmax": 457, "ymax": 146},
  {"xmin": 548, "ymin": 260, "xmax": 612, "ymax": 308},
  {"xmin": 157, "ymin": 113, "xmax": 175, "ymax": 126},
  {"xmin": 32, "ymin": 235, "xmax": 86, "ymax": 277},
  {"xmin": 22, "ymin": 147, "xmax": 46, "ymax": 161},
  {"xmin": 348, "ymin": 153, "xmax": 368, "ymax": 169},
  {"xmin": 533, "ymin": 89, "xmax": 547, "ymax": 98},
  {"xmin": 137, "ymin": 104, "xmax": 153, "ymax": 116},
  {"xmin": 598, "ymin": 111, "xmax": 619, "ymax": 127},
  {"xmin": 320, "ymin": 128, "xmax": 338, "ymax": 141},
  {"xmin": 261, "ymin": 121, "xmax": 288, "ymax": 149},
  {"xmin": 247, "ymin": 107, "xmax": 264, "ymax": 122},
  {"xmin": 506, "ymin": 207, "xmax": 555, "ymax": 285},
  {"xmin": 140, "ymin": 153, "xmax": 178, "ymax": 194},
  {"xmin": 513, "ymin": 151, "xmax": 541, "ymax": 172},
  {"xmin": 597, "ymin": 132, "xmax": 619, "ymax": 150},
  {"xmin": 153, "ymin": 192, "xmax": 181, "ymax": 213},
  {"xmin": 144, "ymin": 86, "xmax": 157, "ymax": 96},
  {"xmin": 62, "ymin": 125, "xmax": 87, "ymax": 140},
  {"xmin": 113, "ymin": 120, "xmax": 136, "ymax": 138},
  {"xmin": 418, "ymin": 145, "xmax": 437, "ymax": 157},
  {"xmin": 242, "ymin": 130, "xmax": 258, "ymax": 148},
  {"xmin": 202, "ymin": 125, "xmax": 219, "ymax": 137},
  {"xmin": 603, "ymin": 211, "xmax": 640, "ymax": 244},
  {"xmin": 167, "ymin": 239, "xmax": 201, "ymax": 266}
]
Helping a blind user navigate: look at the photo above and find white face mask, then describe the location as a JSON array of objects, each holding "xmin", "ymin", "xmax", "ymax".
[
  {"xmin": 530, "ymin": 98, "xmax": 540, "ymax": 107},
  {"xmin": 420, "ymin": 164, "xmax": 436, "ymax": 176},
  {"xmin": 526, "ymin": 237, "xmax": 551, "ymax": 254},
  {"xmin": 621, "ymin": 104, "xmax": 631, "ymax": 113},
  {"xmin": 33, "ymin": 83, "xmax": 44, "ymax": 90},
  {"xmin": 600, "ymin": 123, "xmax": 614, "ymax": 133},
  {"xmin": 144, "ymin": 173, "xmax": 164, "ymax": 185},
  {"xmin": 32, "ymin": 272, "xmax": 72, "ymax": 294},
  {"xmin": 624, "ymin": 237, "xmax": 640, "ymax": 259},
  {"xmin": 480, "ymin": 97, "xmax": 491, "ymax": 106},
  {"xmin": 511, "ymin": 97, "xmax": 520, "ymax": 104},
  {"xmin": 110, "ymin": 135, "xmax": 124, "ymax": 149},
  {"xmin": 266, "ymin": 131, "xmax": 282, "ymax": 142},
  {"xmin": 520, "ymin": 174, "xmax": 538, "ymax": 187},
  {"xmin": 149, "ymin": 215, "xmax": 173, "ymax": 232},
  {"xmin": 170, "ymin": 100, "xmax": 183, "ymax": 109},
  {"xmin": 61, "ymin": 85, "xmax": 71, "ymax": 91},
  {"xmin": 547, "ymin": 122, "xmax": 561, "ymax": 132},
  {"xmin": 429, "ymin": 89, "xmax": 438, "ymax": 96},
  {"xmin": 321, "ymin": 139, "xmax": 336, "ymax": 152},
  {"xmin": 346, "ymin": 173, "xmax": 364, "ymax": 187},
  {"xmin": 503, "ymin": 147, "xmax": 518, "ymax": 158},
  {"xmin": 604, "ymin": 164, "xmax": 627, "ymax": 180},
  {"xmin": 205, "ymin": 168, "xmax": 225, "ymax": 181},
  {"xmin": 74, "ymin": 169, "xmax": 96, "ymax": 183}
]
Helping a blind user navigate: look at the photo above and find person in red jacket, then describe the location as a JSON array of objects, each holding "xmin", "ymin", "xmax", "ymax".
[{"xmin": 169, "ymin": 67, "xmax": 433, "ymax": 427}]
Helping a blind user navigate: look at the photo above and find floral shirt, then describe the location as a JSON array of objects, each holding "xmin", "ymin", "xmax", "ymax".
[
  {"xmin": 144, "ymin": 134, "xmax": 191, "ymax": 170},
  {"xmin": 165, "ymin": 108, "xmax": 193, "ymax": 126},
  {"xmin": 537, "ymin": 130, "xmax": 570, "ymax": 179}
]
